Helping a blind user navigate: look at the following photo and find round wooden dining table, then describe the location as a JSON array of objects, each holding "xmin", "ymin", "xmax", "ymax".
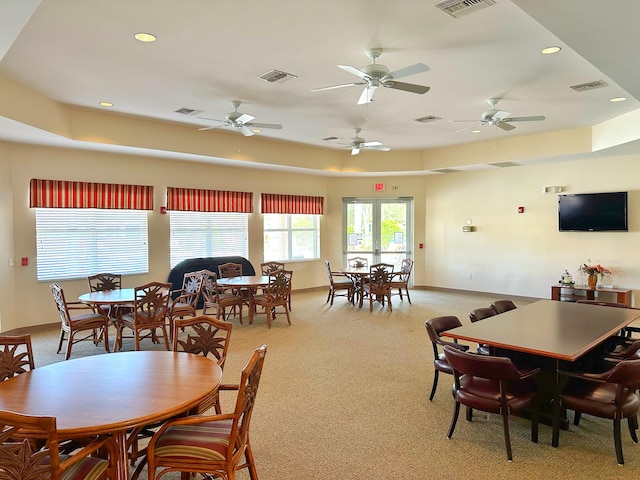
[{"xmin": 0, "ymin": 351, "xmax": 222, "ymax": 480}]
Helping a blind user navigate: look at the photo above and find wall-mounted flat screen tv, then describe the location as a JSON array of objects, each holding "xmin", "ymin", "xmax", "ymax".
[{"xmin": 558, "ymin": 191, "xmax": 628, "ymax": 232}]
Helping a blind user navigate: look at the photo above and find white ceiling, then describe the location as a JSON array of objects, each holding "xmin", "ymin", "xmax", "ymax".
[{"xmin": 0, "ymin": 0, "xmax": 639, "ymax": 166}]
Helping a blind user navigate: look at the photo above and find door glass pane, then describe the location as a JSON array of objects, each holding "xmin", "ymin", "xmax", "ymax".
[
  {"xmin": 380, "ymin": 202, "xmax": 407, "ymax": 269},
  {"xmin": 346, "ymin": 202, "xmax": 373, "ymax": 255}
]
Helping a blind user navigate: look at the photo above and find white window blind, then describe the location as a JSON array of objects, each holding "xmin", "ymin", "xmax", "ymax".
[
  {"xmin": 263, "ymin": 214, "xmax": 319, "ymax": 262},
  {"xmin": 35, "ymin": 208, "xmax": 149, "ymax": 281},
  {"xmin": 169, "ymin": 211, "xmax": 249, "ymax": 268}
]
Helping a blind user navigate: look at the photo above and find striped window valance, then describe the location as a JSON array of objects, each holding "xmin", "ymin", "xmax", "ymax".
[
  {"xmin": 29, "ymin": 179, "xmax": 154, "ymax": 210},
  {"xmin": 166, "ymin": 187, "xmax": 253, "ymax": 213},
  {"xmin": 261, "ymin": 193, "xmax": 324, "ymax": 215}
]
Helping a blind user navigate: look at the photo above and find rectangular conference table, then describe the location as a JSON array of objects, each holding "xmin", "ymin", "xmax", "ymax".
[
  {"xmin": 441, "ymin": 299, "xmax": 640, "ymax": 430},
  {"xmin": 441, "ymin": 299, "xmax": 640, "ymax": 362}
]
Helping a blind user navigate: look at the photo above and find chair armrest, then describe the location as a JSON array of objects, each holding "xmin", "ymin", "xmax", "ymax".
[
  {"xmin": 517, "ymin": 367, "xmax": 541, "ymax": 379},
  {"xmin": 557, "ymin": 369, "xmax": 607, "ymax": 383},
  {"xmin": 219, "ymin": 383, "xmax": 240, "ymax": 391},
  {"xmin": 437, "ymin": 339, "xmax": 469, "ymax": 351},
  {"xmin": 59, "ymin": 435, "xmax": 115, "ymax": 471}
]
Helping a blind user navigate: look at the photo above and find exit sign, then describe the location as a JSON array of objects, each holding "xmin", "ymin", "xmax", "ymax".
[{"xmin": 373, "ymin": 183, "xmax": 385, "ymax": 191}]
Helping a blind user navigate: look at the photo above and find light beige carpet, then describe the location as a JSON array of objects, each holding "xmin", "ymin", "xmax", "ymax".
[{"xmin": 22, "ymin": 288, "xmax": 640, "ymax": 478}]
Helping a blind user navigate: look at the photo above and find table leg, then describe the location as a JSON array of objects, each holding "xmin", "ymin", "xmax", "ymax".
[{"xmin": 112, "ymin": 429, "xmax": 130, "ymax": 480}]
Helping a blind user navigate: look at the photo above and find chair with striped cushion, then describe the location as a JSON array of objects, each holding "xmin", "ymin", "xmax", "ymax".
[
  {"xmin": 0, "ymin": 410, "xmax": 116, "ymax": 480},
  {"xmin": 147, "ymin": 345, "xmax": 267, "ymax": 480}
]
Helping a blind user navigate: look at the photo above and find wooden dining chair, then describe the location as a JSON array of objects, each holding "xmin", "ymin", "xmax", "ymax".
[
  {"xmin": 200, "ymin": 269, "xmax": 244, "ymax": 324},
  {"xmin": 324, "ymin": 260, "xmax": 355, "ymax": 306},
  {"xmin": 0, "ymin": 334, "xmax": 35, "ymax": 381},
  {"xmin": 115, "ymin": 281, "xmax": 171, "ymax": 351},
  {"xmin": 172, "ymin": 315, "xmax": 233, "ymax": 414},
  {"xmin": 50, "ymin": 283, "xmax": 111, "ymax": 360},
  {"xmin": 146, "ymin": 345, "xmax": 267, "ymax": 480},
  {"xmin": 87, "ymin": 272, "xmax": 131, "ymax": 319},
  {"xmin": 363, "ymin": 263, "xmax": 394, "ymax": 312},
  {"xmin": 249, "ymin": 270, "xmax": 293, "ymax": 328},
  {"xmin": 260, "ymin": 262, "xmax": 291, "ymax": 310},
  {"xmin": 443, "ymin": 345, "xmax": 541, "ymax": 461},
  {"xmin": 166, "ymin": 270, "xmax": 205, "ymax": 338},
  {"xmin": 390, "ymin": 257, "xmax": 413, "ymax": 304},
  {"xmin": 347, "ymin": 257, "xmax": 369, "ymax": 269},
  {"xmin": 0, "ymin": 410, "xmax": 117, "ymax": 480}
]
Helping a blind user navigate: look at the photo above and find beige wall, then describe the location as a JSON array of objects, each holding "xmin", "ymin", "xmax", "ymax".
[{"xmin": 2, "ymin": 140, "xmax": 640, "ymax": 331}]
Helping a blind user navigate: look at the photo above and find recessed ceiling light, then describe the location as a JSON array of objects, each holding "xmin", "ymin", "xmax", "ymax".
[
  {"xmin": 134, "ymin": 32, "xmax": 157, "ymax": 43},
  {"xmin": 471, "ymin": 129, "xmax": 482, "ymax": 134},
  {"xmin": 609, "ymin": 97, "xmax": 627, "ymax": 102},
  {"xmin": 99, "ymin": 102, "xmax": 113, "ymax": 107},
  {"xmin": 541, "ymin": 46, "xmax": 561, "ymax": 55}
]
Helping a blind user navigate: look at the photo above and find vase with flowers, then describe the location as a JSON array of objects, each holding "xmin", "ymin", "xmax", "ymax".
[{"xmin": 579, "ymin": 260, "xmax": 612, "ymax": 289}]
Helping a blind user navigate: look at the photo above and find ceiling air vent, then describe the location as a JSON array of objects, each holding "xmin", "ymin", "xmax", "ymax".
[
  {"xmin": 415, "ymin": 115, "xmax": 442, "ymax": 123},
  {"xmin": 323, "ymin": 136, "xmax": 341, "ymax": 142},
  {"xmin": 174, "ymin": 107, "xmax": 203, "ymax": 116},
  {"xmin": 570, "ymin": 80, "xmax": 609, "ymax": 92},
  {"xmin": 431, "ymin": 168, "xmax": 462, "ymax": 174},
  {"xmin": 258, "ymin": 69, "xmax": 297, "ymax": 83},
  {"xmin": 434, "ymin": 0, "xmax": 496, "ymax": 19}
]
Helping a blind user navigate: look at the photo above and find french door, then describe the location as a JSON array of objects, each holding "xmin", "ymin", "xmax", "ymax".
[{"xmin": 343, "ymin": 197, "xmax": 412, "ymax": 269}]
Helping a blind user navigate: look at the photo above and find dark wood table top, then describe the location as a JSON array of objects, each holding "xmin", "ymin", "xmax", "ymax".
[{"xmin": 442, "ymin": 299, "xmax": 640, "ymax": 361}]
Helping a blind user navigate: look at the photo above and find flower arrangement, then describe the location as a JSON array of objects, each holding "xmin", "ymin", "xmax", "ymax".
[{"xmin": 579, "ymin": 260, "xmax": 612, "ymax": 279}]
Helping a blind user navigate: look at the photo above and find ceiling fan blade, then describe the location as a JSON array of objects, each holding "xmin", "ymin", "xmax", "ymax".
[
  {"xmin": 382, "ymin": 81, "xmax": 430, "ymax": 94},
  {"xmin": 236, "ymin": 113, "xmax": 255, "ymax": 124},
  {"xmin": 504, "ymin": 115, "xmax": 546, "ymax": 122},
  {"xmin": 311, "ymin": 81, "xmax": 365, "ymax": 92},
  {"xmin": 357, "ymin": 86, "xmax": 376, "ymax": 105},
  {"xmin": 351, "ymin": 147, "xmax": 360, "ymax": 155},
  {"xmin": 361, "ymin": 141, "xmax": 382, "ymax": 147},
  {"xmin": 363, "ymin": 145, "xmax": 390, "ymax": 152},
  {"xmin": 245, "ymin": 122, "xmax": 282, "ymax": 130},
  {"xmin": 497, "ymin": 122, "xmax": 516, "ymax": 131},
  {"xmin": 338, "ymin": 65, "xmax": 369, "ymax": 79},
  {"xmin": 385, "ymin": 63, "xmax": 429, "ymax": 80},
  {"xmin": 238, "ymin": 125, "xmax": 254, "ymax": 136}
]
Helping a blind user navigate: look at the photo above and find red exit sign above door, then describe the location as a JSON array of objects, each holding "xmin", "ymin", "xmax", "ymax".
[{"xmin": 373, "ymin": 183, "xmax": 385, "ymax": 191}]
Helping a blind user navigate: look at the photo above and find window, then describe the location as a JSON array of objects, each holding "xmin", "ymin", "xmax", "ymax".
[
  {"xmin": 35, "ymin": 208, "xmax": 149, "ymax": 281},
  {"xmin": 263, "ymin": 214, "xmax": 319, "ymax": 262},
  {"xmin": 170, "ymin": 211, "xmax": 248, "ymax": 268}
]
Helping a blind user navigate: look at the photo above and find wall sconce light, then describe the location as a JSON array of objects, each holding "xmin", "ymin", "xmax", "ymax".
[{"xmin": 541, "ymin": 186, "xmax": 564, "ymax": 194}]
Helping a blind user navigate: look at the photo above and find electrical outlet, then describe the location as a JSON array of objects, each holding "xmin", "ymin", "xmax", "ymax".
[{"xmin": 8, "ymin": 258, "xmax": 14, "ymax": 267}]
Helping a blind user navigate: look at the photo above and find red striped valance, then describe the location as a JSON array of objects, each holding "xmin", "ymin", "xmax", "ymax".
[
  {"xmin": 261, "ymin": 193, "xmax": 324, "ymax": 215},
  {"xmin": 29, "ymin": 179, "xmax": 154, "ymax": 210},
  {"xmin": 166, "ymin": 187, "xmax": 253, "ymax": 213}
]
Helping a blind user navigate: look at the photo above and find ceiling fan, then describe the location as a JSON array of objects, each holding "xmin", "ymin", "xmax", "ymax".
[
  {"xmin": 197, "ymin": 100, "xmax": 282, "ymax": 136},
  {"xmin": 452, "ymin": 98, "xmax": 546, "ymax": 132},
  {"xmin": 312, "ymin": 48, "xmax": 430, "ymax": 105},
  {"xmin": 331, "ymin": 128, "xmax": 391, "ymax": 155}
]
